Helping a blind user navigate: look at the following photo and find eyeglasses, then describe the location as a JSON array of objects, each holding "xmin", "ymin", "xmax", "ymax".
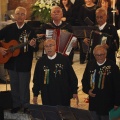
[
  {"xmin": 94, "ymin": 54, "xmax": 105, "ymax": 57},
  {"xmin": 52, "ymin": 10, "xmax": 62, "ymax": 14},
  {"xmin": 96, "ymin": 16, "xmax": 104, "ymax": 19},
  {"xmin": 44, "ymin": 44, "xmax": 55, "ymax": 48},
  {"xmin": 15, "ymin": 13, "xmax": 26, "ymax": 16}
]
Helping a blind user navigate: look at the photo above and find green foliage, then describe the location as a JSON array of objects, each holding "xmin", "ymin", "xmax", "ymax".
[{"xmin": 31, "ymin": 0, "xmax": 59, "ymax": 23}]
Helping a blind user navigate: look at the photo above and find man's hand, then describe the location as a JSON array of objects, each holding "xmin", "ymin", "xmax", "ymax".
[
  {"xmin": 116, "ymin": 9, "xmax": 119, "ymax": 15},
  {"xmin": 29, "ymin": 38, "xmax": 36, "ymax": 47},
  {"xmin": 83, "ymin": 38, "xmax": 90, "ymax": 46},
  {"xmin": 71, "ymin": 40, "xmax": 78, "ymax": 48},
  {"xmin": 0, "ymin": 47, "xmax": 7, "ymax": 56},
  {"xmin": 73, "ymin": 94, "xmax": 79, "ymax": 105},
  {"xmin": 37, "ymin": 34, "xmax": 45, "ymax": 38},
  {"xmin": 88, "ymin": 89, "xmax": 96, "ymax": 97},
  {"xmin": 33, "ymin": 96, "xmax": 38, "ymax": 104},
  {"xmin": 114, "ymin": 105, "xmax": 119, "ymax": 110},
  {"xmin": 61, "ymin": 17, "xmax": 66, "ymax": 21}
]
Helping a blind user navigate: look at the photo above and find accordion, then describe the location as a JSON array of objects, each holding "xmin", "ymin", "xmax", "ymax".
[
  {"xmin": 87, "ymin": 30, "xmax": 110, "ymax": 61},
  {"xmin": 46, "ymin": 29, "xmax": 77, "ymax": 55}
]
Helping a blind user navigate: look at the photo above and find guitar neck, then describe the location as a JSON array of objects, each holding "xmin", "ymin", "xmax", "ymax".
[
  {"xmin": 15, "ymin": 42, "xmax": 28, "ymax": 49},
  {"xmin": 9, "ymin": 41, "xmax": 29, "ymax": 52},
  {"xmin": 9, "ymin": 37, "xmax": 44, "ymax": 52}
]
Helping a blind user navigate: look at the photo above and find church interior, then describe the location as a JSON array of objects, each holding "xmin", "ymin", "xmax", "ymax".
[{"xmin": 0, "ymin": 0, "xmax": 120, "ymax": 119}]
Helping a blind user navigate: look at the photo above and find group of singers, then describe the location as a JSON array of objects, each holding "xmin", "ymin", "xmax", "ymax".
[{"xmin": 0, "ymin": 0, "xmax": 120, "ymax": 120}]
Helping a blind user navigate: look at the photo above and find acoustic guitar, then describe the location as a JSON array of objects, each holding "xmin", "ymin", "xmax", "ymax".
[{"xmin": 0, "ymin": 38, "xmax": 43, "ymax": 64}]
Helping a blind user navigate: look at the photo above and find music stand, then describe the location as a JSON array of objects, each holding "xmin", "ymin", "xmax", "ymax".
[{"xmin": 72, "ymin": 26, "xmax": 97, "ymax": 38}]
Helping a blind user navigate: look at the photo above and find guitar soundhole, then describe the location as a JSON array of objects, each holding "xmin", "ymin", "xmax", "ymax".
[
  {"xmin": 9, "ymin": 46, "xmax": 15, "ymax": 52},
  {"xmin": 3, "ymin": 55, "xmax": 5, "ymax": 58}
]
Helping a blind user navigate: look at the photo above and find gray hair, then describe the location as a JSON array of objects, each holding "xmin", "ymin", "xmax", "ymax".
[
  {"xmin": 44, "ymin": 39, "xmax": 56, "ymax": 46},
  {"xmin": 15, "ymin": 6, "xmax": 27, "ymax": 15},
  {"xmin": 96, "ymin": 7, "xmax": 107, "ymax": 16},
  {"xmin": 93, "ymin": 45, "xmax": 107, "ymax": 55},
  {"xmin": 51, "ymin": 6, "xmax": 63, "ymax": 13}
]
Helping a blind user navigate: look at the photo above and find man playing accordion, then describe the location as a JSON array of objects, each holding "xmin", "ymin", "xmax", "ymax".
[{"xmin": 37, "ymin": 6, "xmax": 77, "ymax": 65}]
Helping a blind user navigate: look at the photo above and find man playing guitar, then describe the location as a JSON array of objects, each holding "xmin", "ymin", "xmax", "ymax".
[{"xmin": 0, "ymin": 6, "xmax": 39, "ymax": 113}]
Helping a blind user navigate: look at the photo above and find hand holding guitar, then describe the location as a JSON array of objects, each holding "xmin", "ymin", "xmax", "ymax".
[
  {"xmin": 37, "ymin": 34, "xmax": 45, "ymax": 38},
  {"xmin": 0, "ymin": 37, "xmax": 44, "ymax": 64},
  {"xmin": 0, "ymin": 47, "xmax": 7, "ymax": 56},
  {"xmin": 29, "ymin": 38, "xmax": 36, "ymax": 47}
]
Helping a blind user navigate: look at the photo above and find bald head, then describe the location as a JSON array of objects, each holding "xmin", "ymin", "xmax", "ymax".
[
  {"xmin": 93, "ymin": 45, "xmax": 107, "ymax": 55},
  {"xmin": 51, "ymin": 6, "xmax": 63, "ymax": 14},
  {"xmin": 44, "ymin": 39, "xmax": 56, "ymax": 57},
  {"xmin": 44, "ymin": 39, "xmax": 56, "ymax": 46}
]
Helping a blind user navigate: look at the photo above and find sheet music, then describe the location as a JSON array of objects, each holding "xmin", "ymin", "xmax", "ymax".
[
  {"xmin": 65, "ymin": 36, "xmax": 77, "ymax": 55},
  {"xmin": 46, "ymin": 29, "xmax": 54, "ymax": 39}
]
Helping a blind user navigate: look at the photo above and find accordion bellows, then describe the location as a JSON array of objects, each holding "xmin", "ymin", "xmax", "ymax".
[{"xmin": 46, "ymin": 29, "xmax": 77, "ymax": 55}]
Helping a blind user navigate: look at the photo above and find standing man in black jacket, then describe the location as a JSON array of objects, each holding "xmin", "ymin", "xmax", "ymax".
[
  {"xmin": 82, "ymin": 45, "xmax": 120, "ymax": 120},
  {"xmin": 32, "ymin": 39, "xmax": 78, "ymax": 106},
  {"xmin": 0, "ymin": 6, "xmax": 39, "ymax": 113}
]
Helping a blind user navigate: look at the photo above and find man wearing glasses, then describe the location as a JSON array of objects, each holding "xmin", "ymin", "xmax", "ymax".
[
  {"xmin": 32, "ymin": 39, "xmax": 78, "ymax": 106},
  {"xmin": 0, "ymin": 7, "xmax": 39, "ymax": 113},
  {"xmin": 83, "ymin": 7, "xmax": 119, "ymax": 63},
  {"xmin": 81, "ymin": 45, "xmax": 120, "ymax": 120}
]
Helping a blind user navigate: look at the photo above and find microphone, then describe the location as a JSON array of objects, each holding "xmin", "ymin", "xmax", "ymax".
[{"xmin": 92, "ymin": 30, "xmax": 112, "ymax": 37}]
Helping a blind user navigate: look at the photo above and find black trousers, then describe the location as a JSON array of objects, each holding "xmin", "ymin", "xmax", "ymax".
[
  {"xmin": 78, "ymin": 38, "xmax": 86, "ymax": 63},
  {"xmin": 68, "ymin": 49, "xmax": 74, "ymax": 65},
  {"xmin": 0, "ymin": 107, "xmax": 4, "ymax": 120}
]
